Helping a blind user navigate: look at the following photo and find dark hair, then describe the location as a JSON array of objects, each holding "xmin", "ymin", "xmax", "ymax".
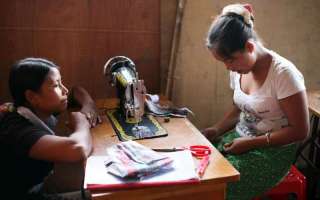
[
  {"xmin": 9, "ymin": 58, "xmax": 58, "ymax": 106},
  {"xmin": 206, "ymin": 13, "xmax": 258, "ymax": 59}
]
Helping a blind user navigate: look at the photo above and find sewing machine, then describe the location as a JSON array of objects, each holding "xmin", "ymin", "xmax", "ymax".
[
  {"xmin": 104, "ymin": 56, "xmax": 146, "ymax": 124},
  {"xmin": 103, "ymin": 56, "xmax": 167, "ymax": 141}
]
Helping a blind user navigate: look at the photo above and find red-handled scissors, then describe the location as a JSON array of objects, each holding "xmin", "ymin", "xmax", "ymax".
[
  {"xmin": 187, "ymin": 145, "xmax": 211, "ymax": 158},
  {"xmin": 152, "ymin": 145, "xmax": 212, "ymax": 177},
  {"xmin": 152, "ymin": 145, "xmax": 211, "ymax": 158},
  {"xmin": 187, "ymin": 145, "xmax": 211, "ymax": 177}
]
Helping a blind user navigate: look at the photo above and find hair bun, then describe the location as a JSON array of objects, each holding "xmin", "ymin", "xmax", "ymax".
[{"xmin": 222, "ymin": 3, "xmax": 254, "ymax": 27}]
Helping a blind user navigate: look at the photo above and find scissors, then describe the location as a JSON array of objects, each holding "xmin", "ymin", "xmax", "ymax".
[
  {"xmin": 153, "ymin": 145, "xmax": 211, "ymax": 158},
  {"xmin": 153, "ymin": 145, "xmax": 212, "ymax": 177}
]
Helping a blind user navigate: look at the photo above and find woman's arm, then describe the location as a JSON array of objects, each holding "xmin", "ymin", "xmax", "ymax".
[
  {"xmin": 29, "ymin": 87, "xmax": 99, "ymax": 162},
  {"xmin": 261, "ymin": 90, "xmax": 309, "ymax": 145},
  {"xmin": 202, "ymin": 103, "xmax": 241, "ymax": 142},
  {"xmin": 68, "ymin": 86, "xmax": 102, "ymax": 127},
  {"xmin": 224, "ymin": 91, "xmax": 309, "ymax": 154},
  {"xmin": 29, "ymin": 112, "xmax": 92, "ymax": 162}
]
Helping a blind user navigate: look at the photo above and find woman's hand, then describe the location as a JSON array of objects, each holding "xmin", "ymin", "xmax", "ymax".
[
  {"xmin": 68, "ymin": 112, "xmax": 90, "ymax": 131},
  {"xmin": 223, "ymin": 136, "xmax": 254, "ymax": 154},
  {"xmin": 68, "ymin": 86, "xmax": 102, "ymax": 128},
  {"xmin": 201, "ymin": 127, "xmax": 221, "ymax": 142},
  {"xmin": 80, "ymin": 103, "xmax": 102, "ymax": 128},
  {"xmin": 0, "ymin": 102, "xmax": 14, "ymax": 119},
  {"xmin": 0, "ymin": 102, "xmax": 14, "ymax": 112}
]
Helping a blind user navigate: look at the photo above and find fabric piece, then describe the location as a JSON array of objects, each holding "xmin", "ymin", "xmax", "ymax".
[
  {"xmin": 106, "ymin": 141, "xmax": 173, "ymax": 178},
  {"xmin": 145, "ymin": 94, "xmax": 193, "ymax": 117},
  {"xmin": 214, "ymin": 131, "xmax": 296, "ymax": 200},
  {"xmin": 229, "ymin": 50, "xmax": 305, "ymax": 137}
]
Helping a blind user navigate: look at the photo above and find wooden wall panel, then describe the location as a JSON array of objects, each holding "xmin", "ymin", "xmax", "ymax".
[
  {"xmin": 34, "ymin": 1, "xmax": 89, "ymax": 29},
  {"xmin": 0, "ymin": 1, "xmax": 34, "ymax": 27},
  {"xmin": 160, "ymin": 0, "xmax": 177, "ymax": 94},
  {"xmin": 0, "ymin": 0, "xmax": 160, "ymax": 102}
]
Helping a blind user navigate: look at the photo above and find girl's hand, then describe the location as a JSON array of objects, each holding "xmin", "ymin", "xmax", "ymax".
[
  {"xmin": 223, "ymin": 136, "xmax": 254, "ymax": 154},
  {"xmin": 201, "ymin": 127, "xmax": 220, "ymax": 142},
  {"xmin": 81, "ymin": 103, "xmax": 102, "ymax": 128},
  {"xmin": 0, "ymin": 103, "xmax": 14, "ymax": 119},
  {"xmin": 68, "ymin": 112, "xmax": 90, "ymax": 131},
  {"xmin": 0, "ymin": 102, "xmax": 14, "ymax": 112}
]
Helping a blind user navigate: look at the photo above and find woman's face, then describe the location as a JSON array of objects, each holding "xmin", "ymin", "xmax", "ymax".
[
  {"xmin": 211, "ymin": 45, "xmax": 256, "ymax": 74},
  {"xmin": 32, "ymin": 68, "xmax": 69, "ymax": 115}
]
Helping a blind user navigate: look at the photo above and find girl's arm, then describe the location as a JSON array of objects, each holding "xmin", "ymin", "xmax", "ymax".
[
  {"xmin": 28, "ymin": 112, "xmax": 92, "ymax": 162},
  {"xmin": 68, "ymin": 86, "xmax": 102, "ymax": 127},
  {"xmin": 202, "ymin": 103, "xmax": 241, "ymax": 141},
  {"xmin": 224, "ymin": 91, "xmax": 309, "ymax": 154}
]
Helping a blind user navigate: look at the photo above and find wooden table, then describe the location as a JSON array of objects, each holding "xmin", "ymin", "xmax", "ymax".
[{"xmin": 88, "ymin": 99, "xmax": 240, "ymax": 200}]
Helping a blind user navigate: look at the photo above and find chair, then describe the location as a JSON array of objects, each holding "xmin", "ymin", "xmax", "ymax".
[
  {"xmin": 254, "ymin": 114, "xmax": 320, "ymax": 200},
  {"xmin": 294, "ymin": 114, "xmax": 320, "ymax": 199},
  {"xmin": 253, "ymin": 165, "xmax": 306, "ymax": 200}
]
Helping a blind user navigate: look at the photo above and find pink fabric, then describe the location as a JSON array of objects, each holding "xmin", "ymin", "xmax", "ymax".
[{"xmin": 106, "ymin": 141, "xmax": 173, "ymax": 178}]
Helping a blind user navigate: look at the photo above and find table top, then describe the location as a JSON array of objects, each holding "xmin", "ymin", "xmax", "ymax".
[
  {"xmin": 307, "ymin": 90, "xmax": 320, "ymax": 117},
  {"xmin": 91, "ymin": 98, "xmax": 240, "ymax": 184}
]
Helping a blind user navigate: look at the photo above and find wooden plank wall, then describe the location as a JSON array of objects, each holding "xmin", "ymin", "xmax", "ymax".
[
  {"xmin": 0, "ymin": 0, "xmax": 160, "ymax": 102},
  {"xmin": 160, "ymin": 0, "xmax": 177, "ymax": 94}
]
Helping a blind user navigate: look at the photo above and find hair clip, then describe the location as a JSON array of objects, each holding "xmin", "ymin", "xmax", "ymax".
[
  {"xmin": 243, "ymin": 4, "xmax": 253, "ymax": 14},
  {"xmin": 222, "ymin": 4, "xmax": 254, "ymax": 27}
]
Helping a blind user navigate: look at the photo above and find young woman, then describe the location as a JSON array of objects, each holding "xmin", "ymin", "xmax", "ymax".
[
  {"xmin": 0, "ymin": 58, "xmax": 101, "ymax": 199},
  {"xmin": 202, "ymin": 4, "xmax": 309, "ymax": 200}
]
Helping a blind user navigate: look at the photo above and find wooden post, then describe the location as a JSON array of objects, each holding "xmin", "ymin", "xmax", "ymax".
[{"xmin": 165, "ymin": 0, "xmax": 187, "ymax": 100}]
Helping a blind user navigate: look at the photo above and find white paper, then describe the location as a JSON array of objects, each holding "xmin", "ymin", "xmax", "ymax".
[{"xmin": 84, "ymin": 150, "xmax": 199, "ymax": 189}]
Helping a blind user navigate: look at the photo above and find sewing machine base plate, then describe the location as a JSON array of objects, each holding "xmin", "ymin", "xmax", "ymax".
[{"xmin": 106, "ymin": 109, "xmax": 168, "ymax": 141}]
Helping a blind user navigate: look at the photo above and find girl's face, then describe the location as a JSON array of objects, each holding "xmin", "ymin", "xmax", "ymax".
[
  {"xmin": 31, "ymin": 68, "xmax": 69, "ymax": 115},
  {"xmin": 210, "ymin": 42, "xmax": 256, "ymax": 74}
]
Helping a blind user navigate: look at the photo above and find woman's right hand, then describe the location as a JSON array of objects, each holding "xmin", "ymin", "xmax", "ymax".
[
  {"xmin": 201, "ymin": 127, "xmax": 221, "ymax": 142},
  {"xmin": 0, "ymin": 102, "xmax": 14, "ymax": 119},
  {"xmin": 68, "ymin": 112, "xmax": 90, "ymax": 131},
  {"xmin": 0, "ymin": 102, "xmax": 14, "ymax": 112}
]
